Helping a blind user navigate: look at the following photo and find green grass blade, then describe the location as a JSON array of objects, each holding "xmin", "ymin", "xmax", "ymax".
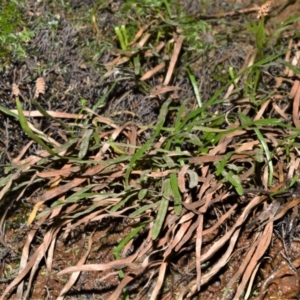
[
  {"xmin": 170, "ymin": 173, "xmax": 182, "ymax": 216},
  {"xmin": 115, "ymin": 26, "xmax": 126, "ymax": 50},
  {"xmin": 51, "ymin": 184, "xmax": 97, "ymax": 207},
  {"xmin": 253, "ymin": 127, "xmax": 273, "ymax": 186},
  {"xmin": 32, "ymin": 98, "xmax": 70, "ymax": 131},
  {"xmin": 110, "ymin": 192, "xmax": 138, "ymax": 212},
  {"xmin": 79, "ymin": 129, "xmax": 93, "ymax": 159},
  {"xmin": 83, "ymin": 82, "xmax": 118, "ymax": 125},
  {"xmin": 138, "ymin": 189, "xmax": 148, "ymax": 200},
  {"xmin": 129, "ymin": 202, "xmax": 160, "ymax": 218},
  {"xmin": 124, "ymin": 98, "xmax": 172, "ymax": 187},
  {"xmin": 152, "ymin": 178, "xmax": 171, "ymax": 240},
  {"xmin": 186, "ymin": 66, "xmax": 202, "ymax": 108},
  {"xmin": 225, "ymin": 171, "xmax": 243, "ymax": 196},
  {"xmin": 215, "ymin": 153, "xmax": 233, "ymax": 176},
  {"xmin": 0, "ymin": 104, "xmax": 18, "ymax": 119},
  {"xmin": 113, "ymin": 221, "xmax": 148, "ymax": 259},
  {"xmin": 16, "ymin": 98, "xmax": 57, "ymax": 156}
]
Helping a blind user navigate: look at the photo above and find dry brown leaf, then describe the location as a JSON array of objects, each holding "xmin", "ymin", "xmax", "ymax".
[
  {"xmin": 0, "ymin": 167, "xmax": 25, "ymax": 202},
  {"xmin": 178, "ymin": 165, "xmax": 189, "ymax": 193},
  {"xmin": 97, "ymin": 121, "xmax": 136, "ymax": 156},
  {"xmin": 104, "ymin": 56, "xmax": 130, "ymax": 71},
  {"xmin": 57, "ymin": 233, "xmax": 93, "ymax": 299},
  {"xmin": 272, "ymin": 102, "xmax": 289, "ymax": 119},
  {"xmin": 175, "ymin": 215, "xmax": 200, "ymax": 252},
  {"xmin": 289, "ymin": 79, "xmax": 300, "ymax": 98},
  {"xmin": 198, "ymin": 174, "xmax": 213, "ymax": 200},
  {"xmin": 199, "ymin": 184, "xmax": 223, "ymax": 214},
  {"xmin": 150, "ymin": 85, "xmax": 181, "ymax": 97},
  {"xmin": 202, "ymin": 204, "xmax": 237, "ymax": 237},
  {"xmin": 144, "ymin": 41, "xmax": 165, "ymax": 57},
  {"xmin": 23, "ymin": 227, "xmax": 60, "ymax": 299},
  {"xmin": 32, "ymin": 176, "xmax": 89, "ymax": 215},
  {"xmin": 292, "ymin": 81, "xmax": 300, "ymax": 128},
  {"xmin": 233, "ymin": 222, "xmax": 273, "ymax": 299},
  {"xmin": 164, "ymin": 35, "xmax": 184, "ymax": 85},
  {"xmin": 254, "ymin": 99, "xmax": 270, "ymax": 121},
  {"xmin": 196, "ymin": 214, "xmax": 203, "ymax": 290},
  {"xmin": 128, "ymin": 124, "xmax": 137, "ymax": 155},
  {"xmin": 235, "ymin": 141, "xmax": 259, "ymax": 152},
  {"xmin": 183, "ymin": 229, "xmax": 241, "ymax": 299},
  {"xmin": 46, "ymin": 207, "xmax": 62, "ymax": 273},
  {"xmin": 15, "ymin": 213, "xmax": 50, "ymax": 298},
  {"xmin": 137, "ymin": 32, "xmax": 151, "ymax": 48},
  {"xmin": 12, "ymin": 141, "xmax": 34, "ymax": 163},
  {"xmin": 140, "ymin": 62, "xmax": 165, "ymax": 81},
  {"xmin": 150, "ymin": 262, "xmax": 167, "ymax": 300},
  {"xmin": 226, "ymin": 232, "xmax": 261, "ymax": 293},
  {"xmin": 163, "ymin": 218, "xmax": 193, "ymax": 259},
  {"xmin": 1, "ymin": 224, "xmax": 58, "ymax": 300},
  {"xmin": 194, "ymin": 196, "xmax": 266, "ymax": 269},
  {"xmin": 107, "ymin": 275, "xmax": 135, "ymax": 300},
  {"xmin": 132, "ymin": 169, "xmax": 176, "ymax": 178},
  {"xmin": 36, "ymin": 166, "xmax": 81, "ymax": 178},
  {"xmin": 57, "ymin": 251, "xmax": 140, "ymax": 275},
  {"xmin": 128, "ymin": 21, "xmax": 156, "ymax": 46},
  {"xmin": 10, "ymin": 109, "xmax": 87, "ymax": 119},
  {"xmin": 189, "ymin": 155, "xmax": 224, "ymax": 164}
]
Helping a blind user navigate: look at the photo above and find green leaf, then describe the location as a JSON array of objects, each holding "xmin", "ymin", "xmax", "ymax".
[
  {"xmin": 138, "ymin": 189, "xmax": 148, "ymax": 200},
  {"xmin": 256, "ymin": 18, "xmax": 266, "ymax": 57},
  {"xmin": 238, "ymin": 113, "xmax": 252, "ymax": 127},
  {"xmin": 0, "ymin": 104, "xmax": 18, "ymax": 119},
  {"xmin": 170, "ymin": 173, "xmax": 182, "ymax": 215},
  {"xmin": 253, "ymin": 127, "xmax": 273, "ymax": 186},
  {"xmin": 174, "ymin": 99, "xmax": 189, "ymax": 130},
  {"xmin": 16, "ymin": 98, "xmax": 57, "ymax": 155},
  {"xmin": 125, "ymin": 98, "xmax": 172, "ymax": 187},
  {"xmin": 51, "ymin": 184, "xmax": 97, "ymax": 207},
  {"xmin": 152, "ymin": 179, "xmax": 171, "ymax": 240},
  {"xmin": 186, "ymin": 66, "xmax": 202, "ymax": 108},
  {"xmin": 113, "ymin": 221, "xmax": 148, "ymax": 259},
  {"xmin": 215, "ymin": 153, "xmax": 232, "ymax": 176},
  {"xmin": 79, "ymin": 129, "xmax": 93, "ymax": 159},
  {"xmin": 110, "ymin": 191, "xmax": 138, "ymax": 212},
  {"xmin": 280, "ymin": 15, "xmax": 300, "ymax": 27},
  {"xmin": 130, "ymin": 202, "xmax": 160, "ymax": 218},
  {"xmin": 32, "ymin": 98, "xmax": 70, "ymax": 132},
  {"xmin": 133, "ymin": 54, "xmax": 141, "ymax": 75},
  {"xmin": 224, "ymin": 171, "xmax": 243, "ymax": 196}
]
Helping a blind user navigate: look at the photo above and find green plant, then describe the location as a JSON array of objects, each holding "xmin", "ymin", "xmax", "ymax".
[
  {"xmin": 0, "ymin": 0, "xmax": 33, "ymax": 62},
  {"xmin": 2, "ymin": 1, "xmax": 300, "ymax": 300}
]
